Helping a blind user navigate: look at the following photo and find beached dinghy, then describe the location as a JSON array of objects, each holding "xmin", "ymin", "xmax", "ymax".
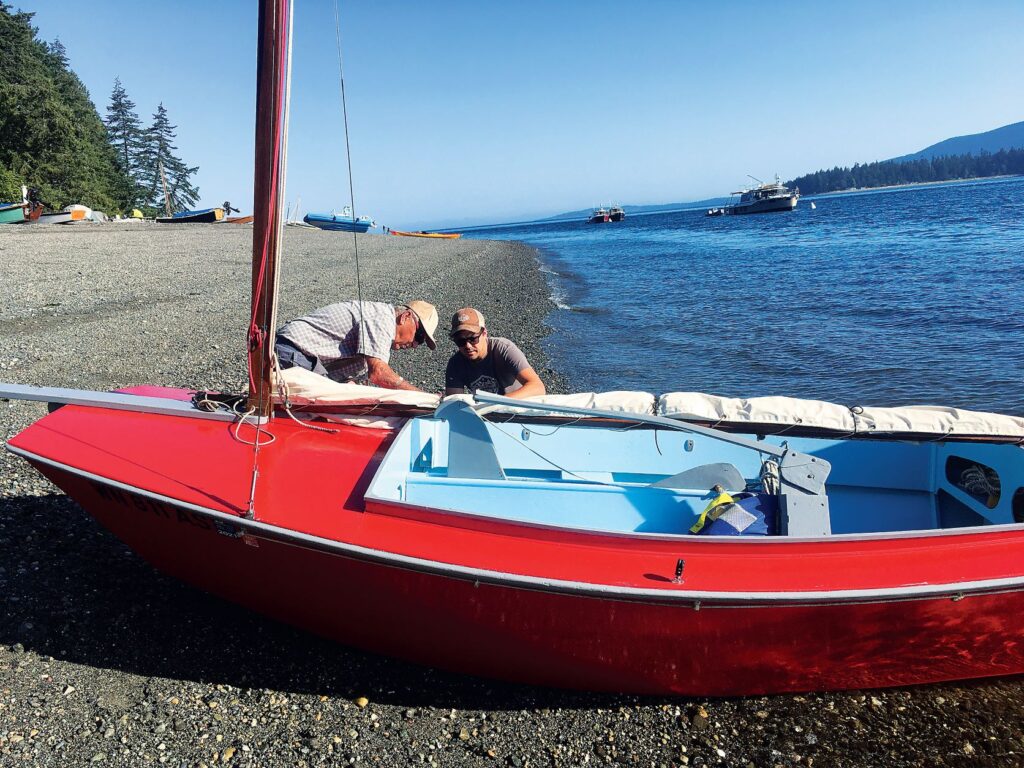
[
  {"xmin": 304, "ymin": 207, "xmax": 374, "ymax": 232},
  {"xmin": 156, "ymin": 207, "xmax": 225, "ymax": 224},
  {"xmin": 0, "ymin": 201, "xmax": 29, "ymax": 223},
  {"xmin": 389, "ymin": 230, "xmax": 461, "ymax": 239},
  {"xmin": 4, "ymin": 0, "xmax": 1024, "ymax": 697}
]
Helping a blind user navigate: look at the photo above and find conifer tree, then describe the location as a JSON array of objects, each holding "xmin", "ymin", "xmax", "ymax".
[
  {"xmin": 138, "ymin": 103, "xmax": 200, "ymax": 213},
  {"xmin": 104, "ymin": 77, "xmax": 144, "ymax": 206},
  {"xmin": 0, "ymin": 4, "xmax": 124, "ymax": 210}
]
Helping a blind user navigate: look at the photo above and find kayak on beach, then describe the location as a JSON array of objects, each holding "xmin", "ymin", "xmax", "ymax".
[{"xmin": 389, "ymin": 230, "xmax": 461, "ymax": 239}]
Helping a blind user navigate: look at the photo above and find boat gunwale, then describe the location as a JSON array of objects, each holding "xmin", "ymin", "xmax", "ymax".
[{"xmin": 11, "ymin": 440, "xmax": 1024, "ymax": 606}]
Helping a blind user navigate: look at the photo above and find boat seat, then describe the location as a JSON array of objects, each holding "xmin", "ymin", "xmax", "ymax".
[{"xmin": 650, "ymin": 462, "xmax": 745, "ymax": 492}]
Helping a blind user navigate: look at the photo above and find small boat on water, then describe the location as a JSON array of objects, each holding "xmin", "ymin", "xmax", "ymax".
[
  {"xmin": 724, "ymin": 175, "xmax": 799, "ymax": 215},
  {"xmin": 303, "ymin": 206, "xmax": 374, "ymax": 233},
  {"xmin": 587, "ymin": 207, "xmax": 610, "ymax": 223},
  {"xmin": 609, "ymin": 206, "xmax": 625, "ymax": 222},
  {"xmin": 156, "ymin": 207, "xmax": 225, "ymax": 224},
  {"xmin": 389, "ymin": 230, "xmax": 461, "ymax": 239},
  {"xmin": 706, "ymin": 207, "xmax": 727, "ymax": 217}
]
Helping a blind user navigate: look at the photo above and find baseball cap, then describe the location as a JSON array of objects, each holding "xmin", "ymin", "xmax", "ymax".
[
  {"xmin": 405, "ymin": 299, "xmax": 438, "ymax": 350},
  {"xmin": 450, "ymin": 307, "xmax": 486, "ymax": 337}
]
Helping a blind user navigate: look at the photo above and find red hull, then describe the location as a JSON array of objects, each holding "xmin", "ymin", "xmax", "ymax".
[{"xmin": 9, "ymin": 390, "xmax": 1024, "ymax": 695}]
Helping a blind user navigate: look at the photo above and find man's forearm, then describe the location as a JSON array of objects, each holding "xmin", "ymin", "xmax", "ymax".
[{"xmin": 368, "ymin": 361, "xmax": 421, "ymax": 391}]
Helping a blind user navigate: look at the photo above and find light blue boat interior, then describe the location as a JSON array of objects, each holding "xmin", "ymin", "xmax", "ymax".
[{"xmin": 366, "ymin": 412, "xmax": 1024, "ymax": 537}]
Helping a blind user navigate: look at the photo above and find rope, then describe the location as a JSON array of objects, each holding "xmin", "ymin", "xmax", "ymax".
[{"xmin": 333, "ymin": 0, "xmax": 367, "ymax": 358}]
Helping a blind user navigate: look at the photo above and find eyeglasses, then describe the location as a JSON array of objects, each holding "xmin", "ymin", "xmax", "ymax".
[{"xmin": 453, "ymin": 331, "xmax": 483, "ymax": 347}]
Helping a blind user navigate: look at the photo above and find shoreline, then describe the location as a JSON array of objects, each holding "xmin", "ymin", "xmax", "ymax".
[
  {"xmin": 809, "ymin": 172, "xmax": 1023, "ymax": 198},
  {"xmin": 0, "ymin": 224, "xmax": 568, "ymax": 396}
]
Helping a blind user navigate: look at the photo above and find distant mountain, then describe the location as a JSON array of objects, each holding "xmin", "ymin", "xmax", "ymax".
[
  {"xmin": 786, "ymin": 119, "xmax": 1024, "ymax": 195},
  {"xmin": 888, "ymin": 121, "xmax": 1024, "ymax": 163}
]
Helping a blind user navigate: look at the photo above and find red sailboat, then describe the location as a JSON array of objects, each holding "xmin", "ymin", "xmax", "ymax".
[{"xmin": 4, "ymin": 0, "xmax": 1024, "ymax": 697}]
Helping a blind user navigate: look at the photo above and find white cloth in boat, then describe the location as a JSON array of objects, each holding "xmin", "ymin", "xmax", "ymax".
[
  {"xmin": 273, "ymin": 366, "xmax": 440, "ymax": 409},
  {"xmin": 658, "ymin": 392, "xmax": 1024, "ymax": 439},
  {"xmin": 272, "ymin": 368, "xmax": 1024, "ymax": 438},
  {"xmin": 474, "ymin": 391, "xmax": 656, "ymax": 418},
  {"xmin": 272, "ymin": 368, "xmax": 655, "ymax": 421}
]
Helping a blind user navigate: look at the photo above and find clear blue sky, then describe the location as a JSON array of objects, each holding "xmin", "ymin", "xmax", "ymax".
[{"xmin": 15, "ymin": 1, "xmax": 1024, "ymax": 228}]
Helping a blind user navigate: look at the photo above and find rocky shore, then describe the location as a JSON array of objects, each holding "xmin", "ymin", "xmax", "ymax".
[{"xmin": 1, "ymin": 224, "xmax": 1023, "ymax": 767}]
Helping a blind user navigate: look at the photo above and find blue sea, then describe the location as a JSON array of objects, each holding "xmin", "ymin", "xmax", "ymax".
[{"xmin": 464, "ymin": 177, "xmax": 1024, "ymax": 415}]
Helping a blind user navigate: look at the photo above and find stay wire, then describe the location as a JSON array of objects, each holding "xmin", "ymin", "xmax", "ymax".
[{"xmin": 333, "ymin": 0, "xmax": 367, "ymax": 370}]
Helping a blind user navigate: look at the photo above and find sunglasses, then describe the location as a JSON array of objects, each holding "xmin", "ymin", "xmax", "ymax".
[
  {"xmin": 453, "ymin": 331, "xmax": 483, "ymax": 347},
  {"xmin": 413, "ymin": 322, "xmax": 427, "ymax": 345}
]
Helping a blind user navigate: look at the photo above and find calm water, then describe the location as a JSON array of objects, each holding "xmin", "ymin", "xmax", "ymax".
[{"xmin": 465, "ymin": 177, "xmax": 1024, "ymax": 415}]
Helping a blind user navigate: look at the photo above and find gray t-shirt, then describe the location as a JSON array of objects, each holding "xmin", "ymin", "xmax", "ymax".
[{"xmin": 445, "ymin": 337, "xmax": 531, "ymax": 395}]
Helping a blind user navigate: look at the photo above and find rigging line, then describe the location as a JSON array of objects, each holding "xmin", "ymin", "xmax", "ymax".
[{"xmin": 333, "ymin": 0, "xmax": 367, "ymax": 373}]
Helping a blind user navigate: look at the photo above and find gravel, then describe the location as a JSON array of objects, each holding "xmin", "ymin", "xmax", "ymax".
[{"xmin": 1, "ymin": 223, "xmax": 1022, "ymax": 767}]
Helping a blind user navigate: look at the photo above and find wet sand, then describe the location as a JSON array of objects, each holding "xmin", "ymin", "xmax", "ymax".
[{"xmin": 1, "ymin": 223, "xmax": 1022, "ymax": 767}]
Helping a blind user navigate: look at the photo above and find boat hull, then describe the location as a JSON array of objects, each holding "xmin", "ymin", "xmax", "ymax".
[
  {"xmin": 303, "ymin": 213, "xmax": 372, "ymax": 232},
  {"xmin": 156, "ymin": 208, "xmax": 224, "ymax": 224},
  {"xmin": 35, "ymin": 211, "xmax": 74, "ymax": 224},
  {"xmin": 9, "ymin": 395, "xmax": 1024, "ymax": 696},
  {"xmin": 389, "ymin": 230, "xmax": 461, "ymax": 239},
  {"xmin": 20, "ymin": 461, "xmax": 1024, "ymax": 696},
  {"xmin": 0, "ymin": 203, "xmax": 27, "ymax": 223},
  {"xmin": 727, "ymin": 195, "xmax": 799, "ymax": 215}
]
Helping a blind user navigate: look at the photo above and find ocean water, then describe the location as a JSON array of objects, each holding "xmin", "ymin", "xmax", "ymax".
[{"xmin": 464, "ymin": 177, "xmax": 1024, "ymax": 415}]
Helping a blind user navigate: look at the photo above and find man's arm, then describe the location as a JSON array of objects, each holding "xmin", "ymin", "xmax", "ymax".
[
  {"xmin": 443, "ymin": 355, "xmax": 466, "ymax": 397},
  {"xmin": 364, "ymin": 355, "xmax": 421, "ymax": 391},
  {"xmin": 505, "ymin": 366, "xmax": 546, "ymax": 399}
]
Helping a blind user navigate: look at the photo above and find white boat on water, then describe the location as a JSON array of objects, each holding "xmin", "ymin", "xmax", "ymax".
[{"xmin": 725, "ymin": 175, "xmax": 799, "ymax": 215}]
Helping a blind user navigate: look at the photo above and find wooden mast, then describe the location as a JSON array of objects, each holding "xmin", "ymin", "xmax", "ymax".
[
  {"xmin": 158, "ymin": 160, "xmax": 172, "ymax": 217},
  {"xmin": 247, "ymin": 0, "xmax": 292, "ymax": 418}
]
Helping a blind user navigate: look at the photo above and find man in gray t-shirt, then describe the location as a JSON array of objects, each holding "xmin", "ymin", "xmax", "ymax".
[
  {"xmin": 444, "ymin": 307, "xmax": 546, "ymax": 399},
  {"xmin": 275, "ymin": 299, "xmax": 438, "ymax": 391}
]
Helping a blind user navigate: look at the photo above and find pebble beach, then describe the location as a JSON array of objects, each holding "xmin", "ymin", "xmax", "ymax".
[{"xmin": 2, "ymin": 223, "xmax": 1024, "ymax": 768}]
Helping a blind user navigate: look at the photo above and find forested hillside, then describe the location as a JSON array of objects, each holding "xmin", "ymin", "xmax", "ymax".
[
  {"xmin": 786, "ymin": 149, "xmax": 1024, "ymax": 196},
  {"xmin": 0, "ymin": 3, "xmax": 127, "ymax": 210}
]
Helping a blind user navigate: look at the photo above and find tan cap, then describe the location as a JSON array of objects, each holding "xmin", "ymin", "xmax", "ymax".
[
  {"xmin": 450, "ymin": 307, "xmax": 486, "ymax": 338},
  {"xmin": 405, "ymin": 299, "xmax": 438, "ymax": 350}
]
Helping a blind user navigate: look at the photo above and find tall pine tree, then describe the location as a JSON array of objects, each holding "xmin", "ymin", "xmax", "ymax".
[
  {"xmin": 104, "ymin": 77, "xmax": 143, "ymax": 208},
  {"xmin": 0, "ymin": 4, "xmax": 125, "ymax": 210},
  {"xmin": 138, "ymin": 103, "xmax": 199, "ymax": 214}
]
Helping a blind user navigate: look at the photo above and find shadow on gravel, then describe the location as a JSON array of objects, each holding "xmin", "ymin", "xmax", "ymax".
[{"xmin": 0, "ymin": 493, "xmax": 651, "ymax": 711}]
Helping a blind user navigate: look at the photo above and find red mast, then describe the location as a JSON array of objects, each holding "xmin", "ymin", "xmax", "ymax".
[{"xmin": 247, "ymin": 0, "xmax": 292, "ymax": 419}]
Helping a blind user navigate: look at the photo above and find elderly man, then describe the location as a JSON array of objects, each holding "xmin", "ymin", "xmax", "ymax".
[
  {"xmin": 444, "ymin": 307, "xmax": 546, "ymax": 399},
  {"xmin": 275, "ymin": 299, "xmax": 438, "ymax": 391}
]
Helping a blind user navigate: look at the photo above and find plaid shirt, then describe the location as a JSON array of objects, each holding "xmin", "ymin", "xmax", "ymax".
[{"xmin": 277, "ymin": 300, "xmax": 395, "ymax": 382}]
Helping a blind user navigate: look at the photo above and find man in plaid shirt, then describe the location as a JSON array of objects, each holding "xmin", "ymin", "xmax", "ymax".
[{"xmin": 274, "ymin": 299, "xmax": 438, "ymax": 391}]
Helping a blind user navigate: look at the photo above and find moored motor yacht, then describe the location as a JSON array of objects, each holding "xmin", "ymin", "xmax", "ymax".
[{"xmin": 726, "ymin": 175, "xmax": 799, "ymax": 214}]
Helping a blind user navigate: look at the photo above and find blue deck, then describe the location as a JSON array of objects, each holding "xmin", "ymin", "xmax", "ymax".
[{"xmin": 368, "ymin": 413, "xmax": 1024, "ymax": 538}]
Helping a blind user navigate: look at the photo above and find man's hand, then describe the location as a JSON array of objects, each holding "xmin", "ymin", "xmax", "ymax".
[{"xmin": 364, "ymin": 355, "xmax": 422, "ymax": 391}]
